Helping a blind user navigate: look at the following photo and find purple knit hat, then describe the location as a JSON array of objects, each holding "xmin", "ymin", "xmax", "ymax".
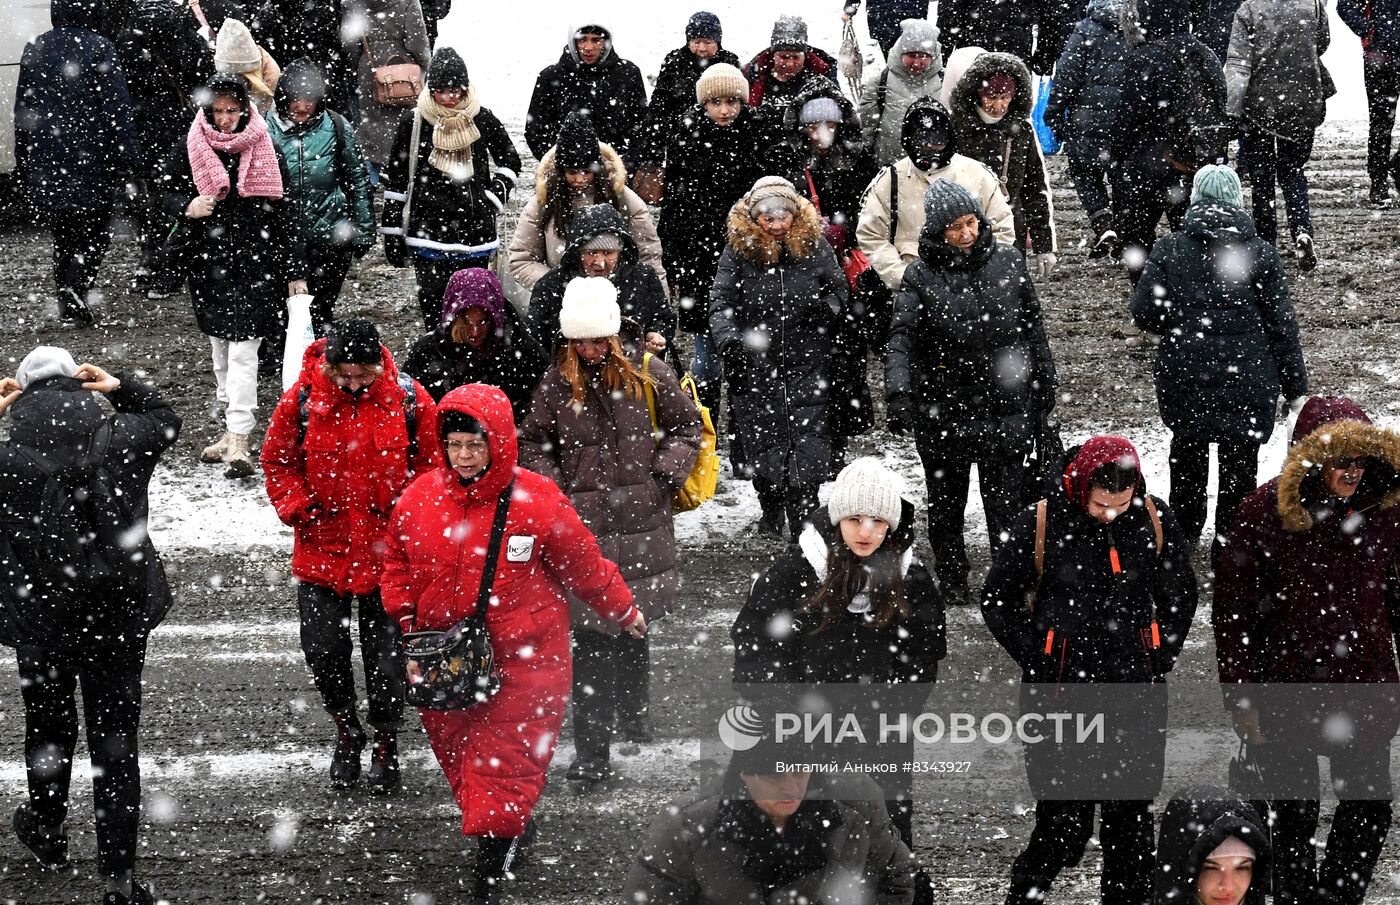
[{"xmin": 441, "ymin": 267, "xmax": 507, "ymax": 335}]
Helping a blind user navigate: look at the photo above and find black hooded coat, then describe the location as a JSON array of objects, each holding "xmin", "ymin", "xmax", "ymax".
[
  {"xmin": 1155, "ymin": 790, "xmax": 1271, "ymax": 905},
  {"xmin": 524, "ymin": 24, "xmax": 649, "ymax": 168},
  {"xmin": 637, "ymin": 44, "xmax": 743, "ymax": 167},
  {"xmin": 114, "ymin": 0, "xmax": 214, "ymax": 175}
]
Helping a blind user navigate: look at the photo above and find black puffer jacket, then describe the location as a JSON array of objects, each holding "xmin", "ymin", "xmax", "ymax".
[
  {"xmin": 732, "ymin": 499, "xmax": 946, "ymax": 683},
  {"xmin": 709, "ymin": 197, "xmax": 849, "ymax": 487},
  {"xmin": 1045, "ymin": 0, "xmax": 1130, "ymax": 155},
  {"xmin": 0, "ymin": 375, "xmax": 181, "ymax": 652},
  {"xmin": 1130, "ymin": 201, "xmax": 1307, "ymax": 444},
  {"xmin": 524, "ymin": 23, "xmax": 648, "ymax": 168},
  {"xmin": 527, "ymin": 204, "xmax": 676, "ymax": 353},
  {"xmin": 114, "ymin": 0, "xmax": 213, "ymax": 174},
  {"xmin": 884, "ymin": 205, "xmax": 1057, "ymax": 441},
  {"xmin": 400, "ymin": 327, "xmax": 546, "ymax": 417},
  {"xmin": 937, "ymin": 0, "xmax": 1075, "ymax": 73},
  {"xmin": 659, "ymin": 106, "xmax": 773, "ymax": 333},
  {"xmin": 637, "ymin": 45, "xmax": 743, "ymax": 167},
  {"xmin": 1156, "ymin": 790, "xmax": 1271, "ymax": 905}
]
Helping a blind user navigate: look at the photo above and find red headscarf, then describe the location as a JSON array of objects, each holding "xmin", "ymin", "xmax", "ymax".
[{"xmin": 1062, "ymin": 435, "xmax": 1141, "ymax": 510}]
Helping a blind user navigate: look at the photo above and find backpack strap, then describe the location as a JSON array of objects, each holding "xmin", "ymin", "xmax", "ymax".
[
  {"xmin": 1028, "ymin": 498, "xmax": 1048, "ymax": 611},
  {"xmin": 397, "ymin": 374, "xmax": 419, "ymax": 463},
  {"xmin": 888, "ymin": 164, "xmax": 899, "ymax": 243},
  {"xmin": 876, "ymin": 69, "xmax": 889, "ymax": 116},
  {"xmin": 296, "ymin": 384, "xmax": 313, "ymax": 447},
  {"xmin": 328, "ymin": 110, "xmax": 349, "ymax": 197},
  {"xmin": 640, "ymin": 353, "xmax": 661, "ymax": 441},
  {"xmin": 1144, "ymin": 495, "xmax": 1163, "ymax": 557}
]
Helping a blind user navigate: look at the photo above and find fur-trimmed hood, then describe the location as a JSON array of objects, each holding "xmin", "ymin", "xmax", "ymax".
[
  {"xmin": 948, "ymin": 51, "xmax": 1033, "ymax": 130},
  {"xmin": 533, "ymin": 141, "xmax": 628, "ymax": 206},
  {"xmin": 1277, "ymin": 405, "xmax": 1400, "ymax": 533},
  {"xmin": 724, "ymin": 194, "xmax": 825, "ymax": 265}
]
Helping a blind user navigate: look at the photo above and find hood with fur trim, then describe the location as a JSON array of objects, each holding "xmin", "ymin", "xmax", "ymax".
[
  {"xmin": 949, "ymin": 50, "xmax": 1033, "ymax": 129},
  {"xmin": 724, "ymin": 192, "xmax": 824, "ymax": 266},
  {"xmin": 533, "ymin": 141, "xmax": 628, "ymax": 206},
  {"xmin": 1277, "ymin": 401, "xmax": 1400, "ymax": 533}
]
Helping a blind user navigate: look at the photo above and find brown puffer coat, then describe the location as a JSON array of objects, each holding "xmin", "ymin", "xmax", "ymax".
[{"xmin": 518, "ymin": 347, "xmax": 702, "ymax": 633}]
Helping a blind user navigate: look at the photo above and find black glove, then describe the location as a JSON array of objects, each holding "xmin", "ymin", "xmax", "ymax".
[
  {"xmin": 721, "ymin": 343, "xmax": 749, "ymax": 390},
  {"xmin": 886, "ymin": 394, "xmax": 914, "ymax": 436},
  {"xmin": 491, "ymin": 175, "xmax": 512, "ymax": 207},
  {"xmin": 385, "ymin": 234, "xmax": 407, "ymax": 268}
]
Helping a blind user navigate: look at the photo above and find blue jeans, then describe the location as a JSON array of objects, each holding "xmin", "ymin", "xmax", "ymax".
[
  {"xmin": 692, "ymin": 331, "xmax": 721, "ymax": 384},
  {"xmin": 1245, "ymin": 128, "xmax": 1314, "ymax": 244}
]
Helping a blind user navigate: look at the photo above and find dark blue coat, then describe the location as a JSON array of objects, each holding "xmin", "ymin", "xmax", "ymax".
[
  {"xmin": 14, "ymin": 0, "xmax": 140, "ymax": 211},
  {"xmin": 1130, "ymin": 202, "xmax": 1308, "ymax": 444},
  {"xmin": 1192, "ymin": 0, "xmax": 1247, "ymax": 61},
  {"xmin": 1045, "ymin": 0, "xmax": 1130, "ymax": 154},
  {"xmin": 1338, "ymin": 0, "xmax": 1400, "ymax": 59},
  {"xmin": 114, "ymin": 0, "xmax": 212, "ymax": 175},
  {"xmin": 843, "ymin": 0, "xmax": 938, "ymax": 49}
]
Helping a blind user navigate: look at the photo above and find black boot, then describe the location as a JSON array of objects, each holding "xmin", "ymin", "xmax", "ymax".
[
  {"xmin": 470, "ymin": 832, "xmax": 530, "ymax": 904},
  {"xmin": 1088, "ymin": 210, "xmax": 1119, "ymax": 260},
  {"xmin": 566, "ymin": 757, "xmax": 613, "ymax": 793},
  {"xmin": 13, "ymin": 804, "xmax": 68, "ymax": 869},
  {"xmin": 328, "ymin": 710, "xmax": 367, "ymax": 789},
  {"xmin": 101, "ymin": 883, "xmax": 154, "ymax": 905},
  {"xmin": 913, "ymin": 869, "xmax": 936, "ymax": 905},
  {"xmin": 366, "ymin": 729, "xmax": 401, "ymax": 795},
  {"xmin": 620, "ymin": 713, "xmax": 656, "ymax": 744},
  {"xmin": 1005, "ymin": 873, "xmax": 1053, "ymax": 905}
]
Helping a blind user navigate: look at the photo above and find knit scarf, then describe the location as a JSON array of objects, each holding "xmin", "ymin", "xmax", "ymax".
[
  {"xmin": 186, "ymin": 104, "xmax": 284, "ymax": 200},
  {"xmin": 416, "ymin": 86, "xmax": 482, "ymax": 180}
]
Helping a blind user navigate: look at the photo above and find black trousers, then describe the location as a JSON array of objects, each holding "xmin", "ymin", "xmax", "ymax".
[
  {"xmin": 913, "ymin": 425, "xmax": 1026, "ymax": 591},
  {"xmin": 297, "ymin": 582, "xmax": 405, "ymax": 730},
  {"xmin": 1255, "ymin": 738, "xmax": 1394, "ymax": 905},
  {"xmin": 261, "ymin": 244, "xmax": 357, "ymax": 371},
  {"xmin": 1245, "ymin": 129, "xmax": 1315, "ymax": 245},
  {"xmin": 570, "ymin": 629, "xmax": 650, "ymax": 763},
  {"xmin": 413, "ymin": 256, "xmax": 491, "ymax": 332},
  {"xmin": 752, "ymin": 476, "xmax": 820, "ymax": 541},
  {"xmin": 1007, "ymin": 799, "xmax": 1155, "ymax": 905},
  {"xmin": 1113, "ymin": 165, "xmax": 1190, "ymax": 285},
  {"xmin": 1167, "ymin": 436, "xmax": 1259, "ymax": 548},
  {"xmin": 1364, "ymin": 57, "xmax": 1400, "ymax": 192},
  {"xmin": 17, "ymin": 641, "xmax": 146, "ymax": 883},
  {"xmin": 46, "ymin": 205, "xmax": 114, "ymax": 303}
]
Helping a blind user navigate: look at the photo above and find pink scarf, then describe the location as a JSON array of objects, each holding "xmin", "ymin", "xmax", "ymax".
[{"xmin": 186, "ymin": 104, "xmax": 284, "ymax": 200}]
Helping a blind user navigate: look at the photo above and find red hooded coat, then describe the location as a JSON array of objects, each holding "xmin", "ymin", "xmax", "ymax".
[
  {"xmin": 262, "ymin": 338, "xmax": 441, "ymax": 596},
  {"xmin": 380, "ymin": 383, "xmax": 639, "ymax": 836}
]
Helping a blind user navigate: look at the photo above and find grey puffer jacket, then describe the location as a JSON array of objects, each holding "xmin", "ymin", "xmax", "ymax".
[
  {"xmin": 709, "ymin": 197, "xmax": 850, "ymax": 488},
  {"xmin": 626, "ymin": 773, "xmax": 916, "ymax": 905},
  {"xmin": 350, "ymin": 0, "xmax": 431, "ymax": 165},
  {"xmin": 1225, "ymin": 0, "xmax": 1331, "ymax": 139},
  {"xmin": 948, "ymin": 51, "xmax": 1057, "ymax": 254},
  {"xmin": 859, "ymin": 39, "xmax": 945, "ymax": 166},
  {"xmin": 517, "ymin": 349, "xmax": 701, "ymax": 634}
]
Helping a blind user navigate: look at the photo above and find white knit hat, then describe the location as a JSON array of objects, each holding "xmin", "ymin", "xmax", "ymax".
[
  {"xmin": 559, "ymin": 277, "xmax": 621, "ymax": 339},
  {"xmin": 696, "ymin": 62, "xmax": 749, "ymax": 105},
  {"xmin": 16, "ymin": 346, "xmax": 78, "ymax": 390},
  {"xmin": 214, "ymin": 18, "xmax": 261, "ymax": 74},
  {"xmin": 828, "ymin": 457, "xmax": 904, "ymax": 530},
  {"xmin": 1206, "ymin": 835, "xmax": 1256, "ymax": 861}
]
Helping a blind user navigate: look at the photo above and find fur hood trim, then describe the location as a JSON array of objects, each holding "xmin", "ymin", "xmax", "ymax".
[
  {"xmin": 724, "ymin": 195, "xmax": 824, "ymax": 265},
  {"xmin": 534, "ymin": 141, "xmax": 628, "ymax": 205},
  {"xmin": 949, "ymin": 51, "xmax": 1033, "ymax": 126},
  {"xmin": 1277, "ymin": 418, "xmax": 1400, "ymax": 532}
]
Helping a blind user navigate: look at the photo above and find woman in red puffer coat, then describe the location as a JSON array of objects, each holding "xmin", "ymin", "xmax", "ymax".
[
  {"xmin": 381, "ymin": 382, "xmax": 645, "ymax": 904},
  {"xmin": 262, "ymin": 320, "xmax": 441, "ymax": 796}
]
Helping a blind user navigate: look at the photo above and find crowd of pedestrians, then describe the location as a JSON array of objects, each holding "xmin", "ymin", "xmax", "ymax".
[{"xmin": 6, "ymin": 2, "xmax": 1400, "ymax": 905}]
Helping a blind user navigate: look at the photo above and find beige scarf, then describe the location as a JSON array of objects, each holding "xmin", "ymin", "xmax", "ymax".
[{"xmin": 416, "ymin": 85, "xmax": 482, "ymax": 180}]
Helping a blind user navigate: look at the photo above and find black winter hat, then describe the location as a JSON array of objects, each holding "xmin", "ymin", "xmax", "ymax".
[
  {"xmin": 555, "ymin": 111, "xmax": 603, "ymax": 170},
  {"xmin": 325, "ymin": 320, "xmax": 383, "ymax": 366},
  {"xmin": 440, "ymin": 410, "xmax": 485, "ymax": 437},
  {"xmin": 427, "ymin": 47, "xmax": 469, "ymax": 91},
  {"xmin": 900, "ymin": 97, "xmax": 956, "ymax": 167},
  {"xmin": 923, "ymin": 179, "xmax": 982, "ymax": 233},
  {"xmin": 274, "ymin": 57, "xmax": 326, "ymax": 118},
  {"xmin": 686, "ymin": 11, "xmax": 722, "ymax": 42}
]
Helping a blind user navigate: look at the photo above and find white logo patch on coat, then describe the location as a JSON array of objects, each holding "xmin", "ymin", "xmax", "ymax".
[{"xmin": 505, "ymin": 535, "xmax": 536, "ymax": 563}]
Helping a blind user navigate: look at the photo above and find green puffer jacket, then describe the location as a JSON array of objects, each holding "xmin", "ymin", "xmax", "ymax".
[{"xmin": 268, "ymin": 105, "xmax": 376, "ymax": 250}]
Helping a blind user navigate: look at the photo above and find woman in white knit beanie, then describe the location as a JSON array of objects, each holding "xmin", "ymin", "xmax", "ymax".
[
  {"xmin": 213, "ymin": 18, "xmax": 280, "ymax": 114},
  {"xmin": 731, "ymin": 454, "xmax": 945, "ymax": 883}
]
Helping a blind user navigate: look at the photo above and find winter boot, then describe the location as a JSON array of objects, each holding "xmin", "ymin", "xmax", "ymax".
[
  {"xmin": 1370, "ymin": 181, "xmax": 1393, "ymax": 209},
  {"xmin": 224, "ymin": 433, "xmax": 255, "ymax": 479},
  {"xmin": 328, "ymin": 711, "xmax": 368, "ymax": 789},
  {"xmin": 201, "ymin": 431, "xmax": 235, "ymax": 463},
  {"xmin": 566, "ymin": 757, "xmax": 613, "ymax": 793},
  {"xmin": 13, "ymin": 803, "xmax": 68, "ymax": 869},
  {"xmin": 57, "ymin": 288, "xmax": 96, "ymax": 327},
  {"xmin": 1005, "ymin": 873, "xmax": 1053, "ymax": 904},
  {"xmin": 470, "ymin": 832, "xmax": 528, "ymax": 904},
  {"xmin": 366, "ymin": 730, "xmax": 401, "ymax": 795},
  {"xmin": 913, "ymin": 869, "xmax": 937, "ymax": 905},
  {"xmin": 620, "ymin": 713, "xmax": 656, "ymax": 745},
  {"xmin": 1087, "ymin": 210, "xmax": 1119, "ymax": 260},
  {"xmin": 101, "ymin": 882, "xmax": 155, "ymax": 905},
  {"xmin": 1294, "ymin": 233, "xmax": 1318, "ymax": 272}
]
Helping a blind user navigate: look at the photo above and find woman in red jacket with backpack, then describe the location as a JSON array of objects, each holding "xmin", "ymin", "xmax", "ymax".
[
  {"xmin": 381, "ymin": 382, "xmax": 645, "ymax": 904},
  {"xmin": 261, "ymin": 320, "xmax": 440, "ymax": 795}
]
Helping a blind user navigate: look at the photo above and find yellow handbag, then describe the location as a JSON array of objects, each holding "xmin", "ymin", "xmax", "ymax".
[{"xmin": 641, "ymin": 355, "xmax": 719, "ymax": 513}]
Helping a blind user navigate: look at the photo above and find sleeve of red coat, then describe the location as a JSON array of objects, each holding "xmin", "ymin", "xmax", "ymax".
[
  {"xmin": 381, "ymin": 500, "xmax": 415, "ymax": 631},
  {"xmin": 538, "ymin": 482, "xmax": 638, "ymax": 625},
  {"xmin": 260, "ymin": 384, "xmax": 316, "ymax": 525},
  {"xmin": 408, "ymin": 379, "xmax": 443, "ymax": 476}
]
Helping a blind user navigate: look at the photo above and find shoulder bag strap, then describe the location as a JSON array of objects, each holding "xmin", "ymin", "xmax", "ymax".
[
  {"xmin": 473, "ymin": 479, "xmax": 516, "ymax": 619},
  {"xmin": 999, "ymin": 137, "xmax": 1013, "ymax": 192},
  {"xmin": 1144, "ymin": 495, "xmax": 1164, "ymax": 558},
  {"xmin": 804, "ymin": 167, "xmax": 822, "ymax": 216},
  {"xmin": 403, "ymin": 110, "xmax": 422, "ymax": 235},
  {"xmin": 361, "ymin": 34, "xmax": 378, "ymax": 70},
  {"xmin": 888, "ymin": 164, "xmax": 898, "ymax": 242}
]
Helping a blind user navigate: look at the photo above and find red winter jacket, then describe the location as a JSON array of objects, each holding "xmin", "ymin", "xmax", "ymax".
[
  {"xmin": 1215, "ymin": 397, "xmax": 1400, "ymax": 740},
  {"xmin": 261, "ymin": 339, "xmax": 441, "ymax": 597},
  {"xmin": 381, "ymin": 383, "xmax": 638, "ymax": 836}
]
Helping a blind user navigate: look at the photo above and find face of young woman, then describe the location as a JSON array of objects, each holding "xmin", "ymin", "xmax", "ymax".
[
  {"xmin": 1085, "ymin": 485, "xmax": 1135, "ymax": 524},
  {"xmin": 1196, "ymin": 855, "xmax": 1254, "ymax": 905},
  {"xmin": 839, "ymin": 516, "xmax": 890, "ymax": 558},
  {"xmin": 432, "ymin": 86, "xmax": 464, "ymax": 108},
  {"xmin": 288, "ymin": 98, "xmax": 317, "ymax": 124},
  {"xmin": 212, "ymin": 95, "xmax": 244, "ymax": 133},
  {"xmin": 330, "ymin": 363, "xmax": 379, "ymax": 394},
  {"xmin": 564, "ymin": 168, "xmax": 595, "ymax": 192},
  {"xmin": 572, "ymin": 337, "xmax": 611, "ymax": 365},
  {"xmin": 704, "ymin": 96, "xmax": 742, "ymax": 126},
  {"xmin": 458, "ymin": 308, "xmax": 493, "ymax": 349}
]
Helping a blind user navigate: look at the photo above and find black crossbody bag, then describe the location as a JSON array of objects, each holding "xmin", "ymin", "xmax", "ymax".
[{"xmin": 400, "ymin": 480, "xmax": 513, "ymax": 710}]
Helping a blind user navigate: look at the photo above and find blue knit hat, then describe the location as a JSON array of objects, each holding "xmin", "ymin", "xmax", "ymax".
[
  {"xmin": 1190, "ymin": 164, "xmax": 1244, "ymax": 209},
  {"xmin": 686, "ymin": 11, "xmax": 722, "ymax": 42}
]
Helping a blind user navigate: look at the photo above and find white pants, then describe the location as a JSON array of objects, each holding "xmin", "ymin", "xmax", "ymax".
[{"xmin": 210, "ymin": 336, "xmax": 262, "ymax": 435}]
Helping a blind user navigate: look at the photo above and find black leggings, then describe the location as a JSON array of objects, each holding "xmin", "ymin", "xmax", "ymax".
[
  {"xmin": 297, "ymin": 583, "xmax": 404, "ymax": 730},
  {"xmin": 1167, "ymin": 436, "xmax": 1259, "ymax": 547},
  {"xmin": 18, "ymin": 641, "xmax": 146, "ymax": 884}
]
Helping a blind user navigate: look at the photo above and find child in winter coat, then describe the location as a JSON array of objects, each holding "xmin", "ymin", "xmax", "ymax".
[
  {"xmin": 381, "ymin": 47, "xmax": 522, "ymax": 331},
  {"xmin": 519, "ymin": 277, "xmax": 701, "ymax": 790}
]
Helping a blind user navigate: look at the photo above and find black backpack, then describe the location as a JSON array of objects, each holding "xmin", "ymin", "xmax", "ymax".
[
  {"xmin": 1163, "ymin": 39, "xmax": 1229, "ymax": 170},
  {"xmin": 0, "ymin": 419, "xmax": 148, "ymax": 648}
]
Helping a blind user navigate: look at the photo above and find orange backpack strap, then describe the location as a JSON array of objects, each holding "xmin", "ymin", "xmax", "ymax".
[{"xmin": 1144, "ymin": 495, "xmax": 1163, "ymax": 557}]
